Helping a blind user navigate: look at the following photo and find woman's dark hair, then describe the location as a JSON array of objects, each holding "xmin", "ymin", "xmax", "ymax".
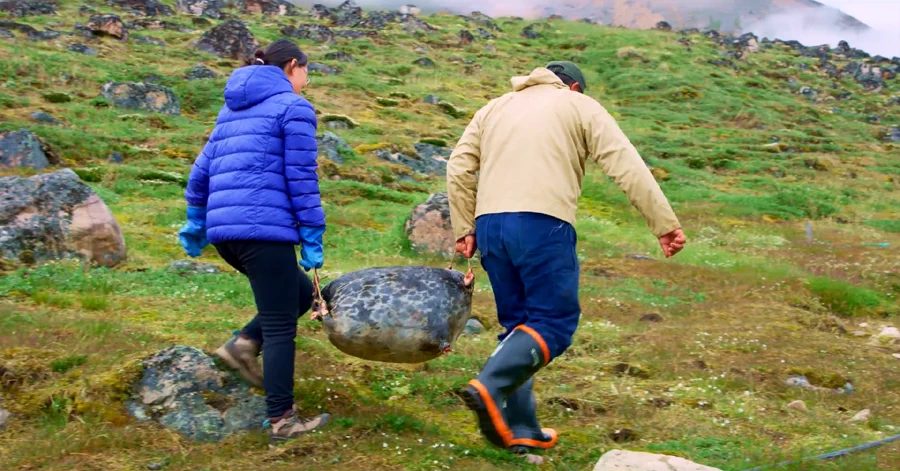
[{"xmin": 245, "ymin": 38, "xmax": 308, "ymax": 70}]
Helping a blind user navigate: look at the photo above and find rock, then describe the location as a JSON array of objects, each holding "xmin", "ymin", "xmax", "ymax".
[
  {"xmin": 41, "ymin": 92, "xmax": 71, "ymax": 104},
  {"xmin": 128, "ymin": 18, "xmax": 191, "ymax": 32},
  {"xmin": 437, "ymin": 101, "xmax": 466, "ymax": 119},
  {"xmin": 68, "ymin": 43, "xmax": 98, "ymax": 55},
  {"xmin": 238, "ymin": 0, "xmax": 296, "ymax": 16},
  {"xmin": 146, "ymin": 462, "xmax": 166, "ymax": 471},
  {"xmin": 403, "ymin": 16, "xmax": 435, "ymax": 34},
  {"xmin": 359, "ymin": 10, "xmax": 402, "ymax": 29},
  {"xmin": 654, "ymin": 21, "xmax": 672, "ymax": 31},
  {"xmin": 875, "ymin": 326, "xmax": 900, "ymax": 343},
  {"xmin": 0, "ymin": 129, "xmax": 54, "ymax": 169},
  {"xmin": 640, "ymin": 313, "xmax": 663, "ymax": 323},
  {"xmin": 134, "ymin": 35, "xmax": 165, "ymax": 47},
  {"xmin": 87, "ymin": 14, "xmax": 128, "ymax": 40},
  {"xmin": 108, "ymin": 152, "xmax": 124, "ymax": 163},
  {"xmin": 787, "ymin": 400, "xmax": 809, "ymax": 412},
  {"xmin": 522, "ymin": 24, "xmax": 541, "ymax": 39},
  {"xmin": 463, "ymin": 318, "xmax": 484, "ymax": 336},
  {"xmin": 125, "ymin": 346, "xmax": 267, "ymax": 442},
  {"xmin": 324, "ymin": 51, "xmax": 354, "ymax": 62},
  {"xmin": 29, "ymin": 111, "xmax": 59, "ymax": 125},
  {"xmin": 308, "ymin": 62, "xmax": 340, "ymax": 76},
  {"xmin": 0, "ymin": 406, "xmax": 8, "ymax": 429},
  {"xmin": 176, "ymin": 0, "xmax": 225, "ymax": 18},
  {"xmin": 377, "ymin": 146, "xmax": 447, "ymax": 177},
  {"xmin": 524, "ymin": 454, "xmax": 543, "ymax": 465},
  {"xmin": 376, "ymin": 97, "xmax": 399, "ymax": 107},
  {"xmin": 309, "ymin": 3, "xmax": 332, "ymax": 19},
  {"xmin": 195, "ymin": 20, "xmax": 258, "ymax": 61},
  {"xmin": 594, "ymin": 450, "xmax": 722, "ymax": 471},
  {"xmin": 316, "ymin": 132, "xmax": 351, "ymax": 164},
  {"xmin": 885, "ymin": 127, "xmax": 900, "ymax": 143},
  {"xmin": 101, "ymin": 82, "xmax": 181, "ymax": 115},
  {"xmin": 405, "ymin": 193, "xmax": 454, "ymax": 256},
  {"xmin": 893, "ymin": 353, "xmax": 900, "ymax": 360},
  {"xmin": 459, "ymin": 29, "xmax": 475, "ymax": 45},
  {"xmin": 650, "ymin": 167, "xmax": 670, "ymax": 181},
  {"xmin": 414, "ymin": 142, "xmax": 450, "ymax": 162},
  {"xmin": 0, "ymin": 169, "xmax": 127, "ymax": 267},
  {"xmin": 423, "ymin": 95, "xmax": 440, "ymax": 105},
  {"xmin": 851, "ymin": 409, "xmax": 871, "ymax": 422},
  {"xmin": 105, "ymin": 0, "xmax": 174, "ymax": 16},
  {"xmin": 332, "ymin": 0, "xmax": 362, "ymax": 27},
  {"xmin": 168, "ymin": 259, "xmax": 220, "ymax": 275},
  {"xmin": 0, "ymin": 0, "xmax": 57, "ymax": 16},
  {"xmin": 626, "ymin": 253, "xmax": 654, "ymax": 261},
  {"xmin": 184, "ymin": 64, "xmax": 217, "ymax": 81},
  {"xmin": 321, "ymin": 114, "xmax": 358, "ymax": 129},
  {"xmin": 280, "ymin": 23, "xmax": 334, "ymax": 43},
  {"xmin": 0, "ymin": 28, "xmax": 13, "ymax": 39},
  {"xmin": 890, "ymin": 97, "xmax": 900, "ymax": 106},
  {"xmin": 414, "ymin": 57, "xmax": 435, "ymax": 68},
  {"xmin": 475, "ymin": 28, "xmax": 494, "ymax": 40}
]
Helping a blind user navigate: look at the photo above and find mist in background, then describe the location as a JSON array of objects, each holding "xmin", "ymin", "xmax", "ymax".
[{"xmin": 299, "ymin": 0, "xmax": 900, "ymax": 57}]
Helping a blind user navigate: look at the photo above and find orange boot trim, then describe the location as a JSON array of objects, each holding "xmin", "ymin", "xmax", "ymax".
[
  {"xmin": 509, "ymin": 428, "xmax": 559, "ymax": 449},
  {"xmin": 513, "ymin": 325, "xmax": 550, "ymax": 366},
  {"xmin": 468, "ymin": 379, "xmax": 513, "ymax": 446}
]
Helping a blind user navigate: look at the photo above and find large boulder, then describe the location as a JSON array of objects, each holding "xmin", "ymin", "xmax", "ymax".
[
  {"xmin": 0, "ymin": 0, "xmax": 57, "ymax": 16},
  {"xmin": 405, "ymin": 192, "xmax": 454, "ymax": 257},
  {"xmin": 0, "ymin": 169, "xmax": 127, "ymax": 267},
  {"xmin": 86, "ymin": 14, "xmax": 128, "ymax": 40},
  {"xmin": 333, "ymin": 0, "xmax": 362, "ymax": 27},
  {"xmin": 125, "ymin": 346, "xmax": 266, "ymax": 442},
  {"xmin": 280, "ymin": 23, "xmax": 334, "ymax": 43},
  {"xmin": 101, "ymin": 82, "xmax": 181, "ymax": 115},
  {"xmin": 195, "ymin": 19, "xmax": 258, "ymax": 61},
  {"xmin": 105, "ymin": 0, "xmax": 173, "ymax": 16},
  {"xmin": 594, "ymin": 450, "xmax": 723, "ymax": 471},
  {"xmin": 237, "ymin": 0, "xmax": 296, "ymax": 16},
  {"xmin": 175, "ymin": 0, "xmax": 224, "ymax": 18},
  {"xmin": 316, "ymin": 132, "xmax": 351, "ymax": 163},
  {"xmin": 0, "ymin": 129, "xmax": 55, "ymax": 169},
  {"xmin": 184, "ymin": 64, "xmax": 218, "ymax": 80}
]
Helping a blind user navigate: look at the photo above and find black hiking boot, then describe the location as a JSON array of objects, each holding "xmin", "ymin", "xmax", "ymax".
[
  {"xmin": 505, "ymin": 377, "xmax": 558, "ymax": 454},
  {"xmin": 461, "ymin": 326, "xmax": 551, "ymax": 448}
]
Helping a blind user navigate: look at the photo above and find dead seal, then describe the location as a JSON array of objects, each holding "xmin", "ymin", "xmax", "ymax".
[{"xmin": 314, "ymin": 266, "xmax": 475, "ymax": 364}]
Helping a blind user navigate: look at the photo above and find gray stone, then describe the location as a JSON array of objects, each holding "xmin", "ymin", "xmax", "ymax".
[
  {"xmin": 0, "ymin": 0, "xmax": 57, "ymax": 16},
  {"xmin": 167, "ymin": 259, "xmax": 220, "ymax": 275},
  {"xmin": 236, "ymin": 0, "xmax": 297, "ymax": 16},
  {"xmin": 413, "ymin": 57, "xmax": 435, "ymax": 68},
  {"xmin": 0, "ymin": 28, "xmax": 13, "ymax": 39},
  {"xmin": 316, "ymin": 132, "xmax": 351, "ymax": 164},
  {"xmin": 414, "ymin": 142, "xmax": 450, "ymax": 162},
  {"xmin": 522, "ymin": 24, "xmax": 541, "ymax": 39},
  {"xmin": 176, "ymin": 0, "xmax": 225, "ymax": 18},
  {"xmin": 594, "ymin": 450, "xmax": 722, "ymax": 470},
  {"xmin": 308, "ymin": 62, "xmax": 340, "ymax": 76},
  {"xmin": 405, "ymin": 192, "xmax": 454, "ymax": 256},
  {"xmin": 459, "ymin": 29, "xmax": 475, "ymax": 45},
  {"xmin": 101, "ymin": 82, "xmax": 181, "ymax": 115},
  {"xmin": 105, "ymin": 0, "xmax": 174, "ymax": 16},
  {"xmin": 332, "ymin": 0, "xmax": 362, "ymax": 27},
  {"xmin": 476, "ymin": 28, "xmax": 494, "ymax": 40},
  {"xmin": 463, "ymin": 319, "xmax": 484, "ymax": 336},
  {"xmin": 0, "ymin": 169, "xmax": 128, "ymax": 267},
  {"xmin": 280, "ymin": 23, "xmax": 334, "ymax": 43},
  {"xmin": 195, "ymin": 20, "xmax": 258, "ymax": 61},
  {"xmin": 324, "ymin": 51, "xmax": 354, "ymax": 62},
  {"xmin": 0, "ymin": 406, "xmax": 9, "ymax": 429},
  {"xmin": 184, "ymin": 64, "xmax": 217, "ymax": 81},
  {"xmin": 29, "ymin": 111, "xmax": 59, "ymax": 125},
  {"xmin": 0, "ymin": 129, "xmax": 50, "ymax": 169},
  {"xmin": 68, "ymin": 43, "xmax": 98, "ymax": 55},
  {"xmin": 87, "ymin": 14, "xmax": 128, "ymax": 40},
  {"xmin": 108, "ymin": 152, "xmax": 124, "ymax": 163},
  {"xmin": 423, "ymin": 95, "xmax": 441, "ymax": 105},
  {"xmin": 851, "ymin": 409, "xmax": 871, "ymax": 422},
  {"xmin": 886, "ymin": 127, "xmax": 900, "ymax": 143},
  {"xmin": 625, "ymin": 253, "xmax": 655, "ymax": 261},
  {"xmin": 134, "ymin": 35, "xmax": 165, "ymax": 47},
  {"xmin": 126, "ymin": 346, "xmax": 268, "ymax": 442}
]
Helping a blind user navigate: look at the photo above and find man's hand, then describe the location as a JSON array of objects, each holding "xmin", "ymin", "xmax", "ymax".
[
  {"xmin": 455, "ymin": 235, "xmax": 476, "ymax": 259},
  {"xmin": 658, "ymin": 228, "xmax": 686, "ymax": 258}
]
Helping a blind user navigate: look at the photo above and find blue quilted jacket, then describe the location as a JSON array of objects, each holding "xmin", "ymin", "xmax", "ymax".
[{"xmin": 184, "ymin": 65, "xmax": 325, "ymax": 245}]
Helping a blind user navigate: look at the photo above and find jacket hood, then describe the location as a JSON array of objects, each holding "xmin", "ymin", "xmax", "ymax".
[
  {"xmin": 224, "ymin": 65, "xmax": 294, "ymax": 110},
  {"xmin": 510, "ymin": 67, "xmax": 566, "ymax": 92}
]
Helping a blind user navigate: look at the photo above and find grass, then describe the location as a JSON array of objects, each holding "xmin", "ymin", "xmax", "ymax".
[{"xmin": 0, "ymin": 1, "xmax": 898, "ymax": 470}]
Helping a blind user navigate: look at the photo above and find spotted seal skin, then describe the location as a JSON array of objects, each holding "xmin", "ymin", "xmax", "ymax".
[{"xmin": 320, "ymin": 266, "xmax": 474, "ymax": 363}]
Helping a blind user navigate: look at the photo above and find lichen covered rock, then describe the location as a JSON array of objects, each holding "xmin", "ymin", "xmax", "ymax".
[
  {"xmin": 195, "ymin": 19, "xmax": 258, "ymax": 61},
  {"xmin": 101, "ymin": 81, "xmax": 181, "ymax": 115},
  {"xmin": 126, "ymin": 345, "xmax": 267, "ymax": 442},
  {"xmin": 0, "ymin": 169, "xmax": 127, "ymax": 267},
  {"xmin": 405, "ymin": 192, "xmax": 454, "ymax": 256}
]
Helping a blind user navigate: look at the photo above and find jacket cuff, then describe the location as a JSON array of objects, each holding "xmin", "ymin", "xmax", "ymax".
[{"xmin": 299, "ymin": 225, "xmax": 326, "ymax": 243}]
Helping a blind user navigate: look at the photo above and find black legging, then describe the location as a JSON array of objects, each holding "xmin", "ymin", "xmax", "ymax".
[{"xmin": 214, "ymin": 241, "xmax": 314, "ymax": 418}]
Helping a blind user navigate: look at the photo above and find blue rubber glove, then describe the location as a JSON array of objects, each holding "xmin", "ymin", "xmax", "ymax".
[
  {"xmin": 298, "ymin": 226, "xmax": 325, "ymax": 271},
  {"xmin": 178, "ymin": 205, "xmax": 208, "ymax": 258}
]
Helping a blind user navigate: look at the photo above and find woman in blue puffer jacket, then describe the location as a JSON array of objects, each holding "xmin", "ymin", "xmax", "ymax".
[{"xmin": 177, "ymin": 39, "xmax": 330, "ymax": 442}]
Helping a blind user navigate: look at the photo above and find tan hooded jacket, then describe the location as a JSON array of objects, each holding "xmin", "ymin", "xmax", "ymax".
[{"xmin": 446, "ymin": 67, "xmax": 681, "ymax": 241}]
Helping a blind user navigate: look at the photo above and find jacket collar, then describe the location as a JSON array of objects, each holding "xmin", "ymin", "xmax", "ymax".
[{"xmin": 510, "ymin": 67, "xmax": 567, "ymax": 92}]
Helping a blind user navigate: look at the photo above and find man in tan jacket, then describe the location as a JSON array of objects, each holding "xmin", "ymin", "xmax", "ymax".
[{"xmin": 448, "ymin": 61, "xmax": 686, "ymax": 454}]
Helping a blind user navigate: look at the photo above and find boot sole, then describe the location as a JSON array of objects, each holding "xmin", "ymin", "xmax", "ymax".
[
  {"xmin": 214, "ymin": 344, "xmax": 264, "ymax": 389},
  {"xmin": 462, "ymin": 382, "xmax": 512, "ymax": 448},
  {"xmin": 269, "ymin": 413, "xmax": 332, "ymax": 444},
  {"xmin": 508, "ymin": 428, "xmax": 559, "ymax": 453}
]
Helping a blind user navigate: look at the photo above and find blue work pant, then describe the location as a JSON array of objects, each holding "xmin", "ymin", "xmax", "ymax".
[{"xmin": 475, "ymin": 212, "xmax": 581, "ymax": 361}]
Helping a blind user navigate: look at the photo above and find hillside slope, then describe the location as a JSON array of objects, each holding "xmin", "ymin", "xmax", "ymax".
[{"xmin": 1, "ymin": 1, "xmax": 899, "ymax": 470}]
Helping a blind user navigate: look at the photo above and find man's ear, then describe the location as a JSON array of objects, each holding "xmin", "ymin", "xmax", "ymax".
[{"xmin": 569, "ymin": 83, "xmax": 581, "ymax": 92}]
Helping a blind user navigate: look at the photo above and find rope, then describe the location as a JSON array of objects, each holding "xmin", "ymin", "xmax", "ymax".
[
  {"xmin": 741, "ymin": 433, "xmax": 900, "ymax": 471},
  {"xmin": 311, "ymin": 268, "xmax": 329, "ymax": 321}
]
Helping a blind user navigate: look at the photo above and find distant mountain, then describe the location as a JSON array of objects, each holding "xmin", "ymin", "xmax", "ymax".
[{"xmin": 529, "ymin": 0, "xmax": 869, "ymax": 32}]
